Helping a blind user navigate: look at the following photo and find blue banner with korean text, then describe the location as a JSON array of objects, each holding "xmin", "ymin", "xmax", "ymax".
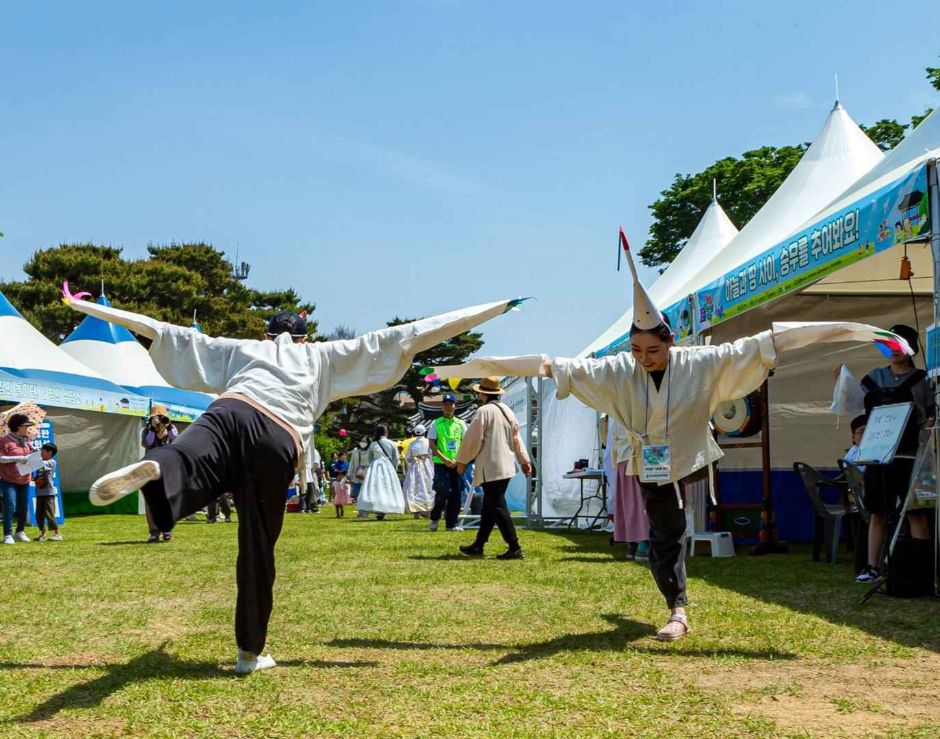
[{"xmin": 664, "ymin": 163, "xmax": 930, "ymax": 336}]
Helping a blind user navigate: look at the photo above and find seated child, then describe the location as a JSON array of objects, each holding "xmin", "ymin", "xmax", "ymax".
[{"xmin": 844, "ymin": 414, "xmax": 866, "ymax": 469}]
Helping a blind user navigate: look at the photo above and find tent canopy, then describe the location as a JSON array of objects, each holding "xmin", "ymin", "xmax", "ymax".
[
  {"xmin": 0, "ymin": 288, "xmax": 150, "ymax": 415},
  {"xmin": 61, "ymin": 293, "xmax": 212, "ymax": 420},
  {"xmin": 592, "ymin": 101, "xmax": 884, "ymax": 357}
]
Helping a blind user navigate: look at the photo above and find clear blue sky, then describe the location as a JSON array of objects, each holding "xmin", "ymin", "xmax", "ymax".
[{"xmin": 2, "ymin": 1, "xmax": 938, "ymax": 356}]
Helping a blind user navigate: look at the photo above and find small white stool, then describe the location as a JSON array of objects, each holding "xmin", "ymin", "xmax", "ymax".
[{"xmin": 690, "ymin": 531, "xmax": 735, "ymax": 558}]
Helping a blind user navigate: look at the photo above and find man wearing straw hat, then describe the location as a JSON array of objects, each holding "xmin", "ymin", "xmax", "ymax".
[
  {"xmin": 61, "ymin": 284, "xmax": 526, "ymax": 672},
  {"xmin": 455, "ymin": 376, "xmax": 532, "ymax": 560}
]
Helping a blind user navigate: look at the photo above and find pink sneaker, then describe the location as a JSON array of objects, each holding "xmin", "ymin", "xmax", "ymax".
[{"xmin": 656, "ymin": 615, "xmax": 690, "ymax": 642}]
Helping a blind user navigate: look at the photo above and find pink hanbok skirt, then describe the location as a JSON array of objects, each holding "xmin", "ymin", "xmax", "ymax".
[{"xmin": 613, "ymin": 461, "xmax": 649, "ymax": 543}]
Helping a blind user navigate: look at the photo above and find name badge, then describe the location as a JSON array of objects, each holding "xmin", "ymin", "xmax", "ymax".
[
  {"xmin": 640, "ymin": 442, "xmax": 672, "ymax": 482},
  {"xmin": 447, "ymin": 440, "xmax": 458, "ymax": 451}
]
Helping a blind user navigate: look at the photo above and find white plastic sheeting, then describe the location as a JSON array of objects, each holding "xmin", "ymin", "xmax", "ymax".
[{"xmin": 537, "ymin": 378, "xmax": 602, "ymax": 523}]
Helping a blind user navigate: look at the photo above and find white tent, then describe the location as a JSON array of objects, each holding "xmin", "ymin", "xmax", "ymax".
[
  {"xmin": 581, "ymin": 194, "xmax": 739, "ymax": 357},
  {"xmin": 663, "ymin": 102, "xmax": 884, "ymax": 316},
  {"xmin": 0, "ymin": 289, "xmax": 146, "ymax": 496},
  {"xmin": 60, "ymin": 293, "xmax": 212, "ymax": 422}
]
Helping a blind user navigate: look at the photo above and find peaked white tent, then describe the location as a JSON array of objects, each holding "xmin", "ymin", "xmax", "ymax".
[
  {"xmin": 0, "ymin": 289, "xmax": 147, "ymax": 498},
  {"xmin": 60, "ymin": 293, "xmax": 212, "ymax": 422},
  {"xmin": 581, "ymin": 195, "xmax": 739, "ymax": 357},
  {"xmin": 665, "ymin": 101, "xmax": 884, "ymax": 312}
]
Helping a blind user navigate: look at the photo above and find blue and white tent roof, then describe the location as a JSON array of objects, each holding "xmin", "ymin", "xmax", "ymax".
[
  {"xmin": 0, "ymin": 288, "xmax": 150, "ymax": 413},
  {"xmin": 60, "ymin": 293, "xmax": 212, "ymax": 416}
]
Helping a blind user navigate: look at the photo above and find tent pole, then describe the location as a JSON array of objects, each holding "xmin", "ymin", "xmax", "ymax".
[
  {"xmin": 927, "ymin": 159, "xmax": 940, "ymax": 595},
  {"xmin": 750, "ymin": 379, "xmax": 789, "ymax": 555}
]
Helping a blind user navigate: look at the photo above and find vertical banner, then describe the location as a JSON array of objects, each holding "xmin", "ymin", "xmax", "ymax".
[{"xmin": 27, "ymin": 420, "xmax": 65, "ymax": 527}]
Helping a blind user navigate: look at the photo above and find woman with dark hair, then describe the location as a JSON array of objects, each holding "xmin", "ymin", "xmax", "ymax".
[
  {"xmin": 0, "ymin": 413, "xmax": 37, "ymax": 544},
  {"xmin": 434, "ymin": 236, "xmax": 915, "ymax": 641},
  {"xmin": 855, "ymin": 323, "xmax": 934, "ymax": 583}
]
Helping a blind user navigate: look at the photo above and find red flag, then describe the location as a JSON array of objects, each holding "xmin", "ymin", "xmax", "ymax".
[{"xmin": 619, "ymin": 227, "xmax": 630, "ymax": 253}]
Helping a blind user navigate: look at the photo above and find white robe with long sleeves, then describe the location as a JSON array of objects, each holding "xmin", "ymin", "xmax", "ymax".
[
  {"xmin": 402, "ymin": 437, "xmax": 434, "ymax": 512},
  {"xmin": 63, "ymin": 296, "xmax": 521, "ymax": 469}
]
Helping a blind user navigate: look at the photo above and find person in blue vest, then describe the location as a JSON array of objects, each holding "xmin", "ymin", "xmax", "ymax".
[{"xmin": 427, "ymin": 394, "xmax": 467, "ymax": 532}]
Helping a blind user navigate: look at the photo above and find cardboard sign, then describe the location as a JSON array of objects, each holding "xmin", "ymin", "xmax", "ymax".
[{"xmin": 856, "ymin": 402, "xmax": 914, "ymax": 465}]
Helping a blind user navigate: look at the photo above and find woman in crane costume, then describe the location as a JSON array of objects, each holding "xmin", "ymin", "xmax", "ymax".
[
  {"xmin": 433, "ymin": 231, "xmax": 913, "ymax": 642},
  {"xmin": 61, "ymin": 284, "xmax": 525, "ymax": 672}
]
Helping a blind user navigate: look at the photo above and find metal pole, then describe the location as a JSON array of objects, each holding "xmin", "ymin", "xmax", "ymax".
[{"xmin": 926, "ymin": 160, "xmax": 940, "ymax": 595}]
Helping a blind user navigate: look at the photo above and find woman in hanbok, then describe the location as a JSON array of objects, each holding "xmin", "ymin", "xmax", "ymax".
[
  {"xmin": 433, "ymin": 233, "xmax": 914, "ymax": 642},
  {"xmin": 403, "ymin": 425, "xmax": 435, "ymax": 513},
  {"xmin": 357, "ymin": 425, "xmax": 405, "ymax": 517}
]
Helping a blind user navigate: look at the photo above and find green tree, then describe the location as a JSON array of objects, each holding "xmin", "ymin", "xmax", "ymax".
[
  {"xmin": 861, "ymin": 119, "xmax": 908, "ymax": 151},
  {"xmin": 639, "ymin": 144, "xmax": 807, "ymax": 269},
  {"xmin": 926, "ymin": 57, "xmax": 940, "ymax": 91},
  {"xmin": 0, "ymin": 242, "xmax": 317, "ymax": 342},
  {"xmin": 322, "ymin": 319, "xmax": 484, "ymax": 443}
]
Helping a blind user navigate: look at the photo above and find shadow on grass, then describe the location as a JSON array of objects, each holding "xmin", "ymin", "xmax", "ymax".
[
  {"xmin": 541, "ymin": 529, "xmax": 940, "ymax": 653},
  {"xmin": 330, "ymin": 614, "xmax": 797, "ymax": 665},
  {"xmin": 3, "ymin": 644, "xmax": 378, "ymax": 723},
  {"xmin": 408, "ymin": 554, "xmax": 473, "ymax": 561},
  {"xmin": 96, "ymin": 541, "xmax": 160, "ymax": 546}
]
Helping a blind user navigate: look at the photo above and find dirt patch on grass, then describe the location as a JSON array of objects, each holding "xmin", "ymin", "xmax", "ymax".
[{"xmin": 693, "ymin": 651, "xmax": 940, "ymax": 734}]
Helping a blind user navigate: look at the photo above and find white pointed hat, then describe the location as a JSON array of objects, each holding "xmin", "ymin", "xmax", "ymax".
[{"xmin": 620, "ymin": 228, "xmax": 665, "ymax": 331}]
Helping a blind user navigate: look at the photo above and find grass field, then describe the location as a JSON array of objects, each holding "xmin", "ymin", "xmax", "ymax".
[{"xmin": 0, "ymin": 510, "xmax": 937, "ymax": 738}]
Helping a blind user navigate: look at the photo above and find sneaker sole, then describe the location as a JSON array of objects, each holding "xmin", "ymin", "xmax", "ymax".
[{"xmin": 89, "ymin": 461, "xmax": 161, "ymax": 506}]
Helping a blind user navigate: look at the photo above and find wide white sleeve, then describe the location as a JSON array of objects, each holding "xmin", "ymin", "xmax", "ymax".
[
  {"xmin": 147, "ymin": 323, "xmax": 250, "ymax": 394},
  {"xmin": 696, "ymin": 330, "xmax": 777, "ymax": 405},
  {"xmin": 321, "ymin": 298, "xmax": 520, "ymax": 404},
  {"xmin": 63, "ymin": 293, "xmax": 163, "ymax": 339},
  {"xmin": 550, "ymin": 355, "xmax": 635, "ymax": 419}
]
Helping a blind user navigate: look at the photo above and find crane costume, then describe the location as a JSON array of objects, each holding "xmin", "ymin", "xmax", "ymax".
[
  {"xmin": 433, "ymin": 234, "xmax": 912, "ymax": 640},
  {"xmin": 62, "ymin": 285, "xmax": 524, "ymax": 669}
]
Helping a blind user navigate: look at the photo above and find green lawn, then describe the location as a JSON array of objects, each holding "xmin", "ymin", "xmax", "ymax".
[{"xmin": 0, "ymin": 510, "xmax": 938, "ymax": 738}]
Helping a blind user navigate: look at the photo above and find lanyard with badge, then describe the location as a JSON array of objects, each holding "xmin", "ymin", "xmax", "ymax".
[{"xmin": 639, "ymin": 364, "xmax": 672, "ymax": 483}]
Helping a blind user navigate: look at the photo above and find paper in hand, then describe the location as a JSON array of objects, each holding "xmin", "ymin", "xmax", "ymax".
[{"xmin": 16, "ymin": 452, "xmax": 43, "ymax": 476}]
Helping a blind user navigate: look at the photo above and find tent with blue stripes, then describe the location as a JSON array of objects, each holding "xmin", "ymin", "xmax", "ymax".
[
  {"xmin": 60, "ymin": 293, "xmax": 213, "ymax": 422},
  {"xmin": 0, "ymin": 288, "xmax": 149, "ymax": 498}
]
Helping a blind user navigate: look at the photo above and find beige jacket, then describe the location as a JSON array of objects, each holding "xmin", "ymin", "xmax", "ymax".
[{"xmin": 456, "ymin": 401, "xmax": 530, "ymax": 487}]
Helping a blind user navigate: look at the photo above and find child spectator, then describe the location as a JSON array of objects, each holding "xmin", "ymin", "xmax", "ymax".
[
  {"xmin": 34, "ymin": 443, "xmax": 62, "ymax": 541},
  {"xmin": 844, "ymin": 414, "xmax": 866, "ymax": 467},
  {"xmin": 331, "ymin": 469, "xmax": 352, "ymax": 518}
]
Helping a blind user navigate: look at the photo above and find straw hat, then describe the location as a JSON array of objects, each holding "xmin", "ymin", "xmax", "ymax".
[
  {"xmin": 150, "ymin": 403, "xmax": 169, "ymax": 418},
  {"xmin": 471, "ymin": 377, "xmax": 505, "ymax": 395}
]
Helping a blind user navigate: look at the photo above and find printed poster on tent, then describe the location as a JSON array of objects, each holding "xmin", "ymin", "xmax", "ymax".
[{"xmin": 660, "ymin": 163, "xmax": 930, "ymax": 334}]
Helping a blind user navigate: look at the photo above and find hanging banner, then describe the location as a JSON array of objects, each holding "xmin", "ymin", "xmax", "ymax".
[
  {"xmin": 0, "ymin": 369, "xmax": 149, "ymax": 417},
  {"xmin": 667, "ymin": 163, "xmax": 930, "ymax": 333}
]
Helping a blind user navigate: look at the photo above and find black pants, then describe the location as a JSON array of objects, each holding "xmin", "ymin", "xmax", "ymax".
[
  {"xmin": 300, "ymin": 482, "xmax": 319, "ymax": 512},
  {"xmin": 142, "ymin": 398, "xmax": 296, "ymax": 654},
  {"xmin": 207, "ymin": 495, "xmax": 233, "ymax": 521},
  {"xmin": 430, "ymin": 464, "xmax": 462, "ymax": 529},
  {"xmin": 639, "ymin": 475, "xmax": 698, "ymax": 610},
  {"xmin": 473, "ymin": 478, "xmax": 519, "ymax": 550}
]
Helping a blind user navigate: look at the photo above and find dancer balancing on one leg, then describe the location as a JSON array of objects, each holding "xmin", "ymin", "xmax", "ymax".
[
  {"xmin": 61, "ymin": 284, "xmax": 526, "ymax": 672},
  {"xmin": 433, "ymin": 229, "xmax": 915, "ymax": 642}
]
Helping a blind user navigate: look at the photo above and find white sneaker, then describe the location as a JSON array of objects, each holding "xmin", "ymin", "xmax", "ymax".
[
  {"xmin": 429, "ymin": 520, "xmax": 439, "ymax": 532},
  {"xmin": 50, "ymin": 534, "xmax": 63, "ymax": 541},
  {"xmin": 234, "ymin": 650, "xmax": 277, "ymax": 674},
  {"xmin": 89, "ymin": 460, "xmax": 161, "ymax": 506},
  {"xmin": 449, "ymin": 526, "xmax": 465, "ymax": 532},
  {"xmin": 13, "ymin": 531, "xmax": 30, "ymax": 542},
  {"xmin": 36, "ymin": 534, "xmax": 47, "ymax": 542},
  {"xmin": 3, "ymin": 535, "xmax": 15, "ymax": 544}
]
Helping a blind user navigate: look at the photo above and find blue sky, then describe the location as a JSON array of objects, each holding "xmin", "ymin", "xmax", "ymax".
[{"xmin": 2, "ymin": 1, "xmax": 938, "ymax": 356}]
